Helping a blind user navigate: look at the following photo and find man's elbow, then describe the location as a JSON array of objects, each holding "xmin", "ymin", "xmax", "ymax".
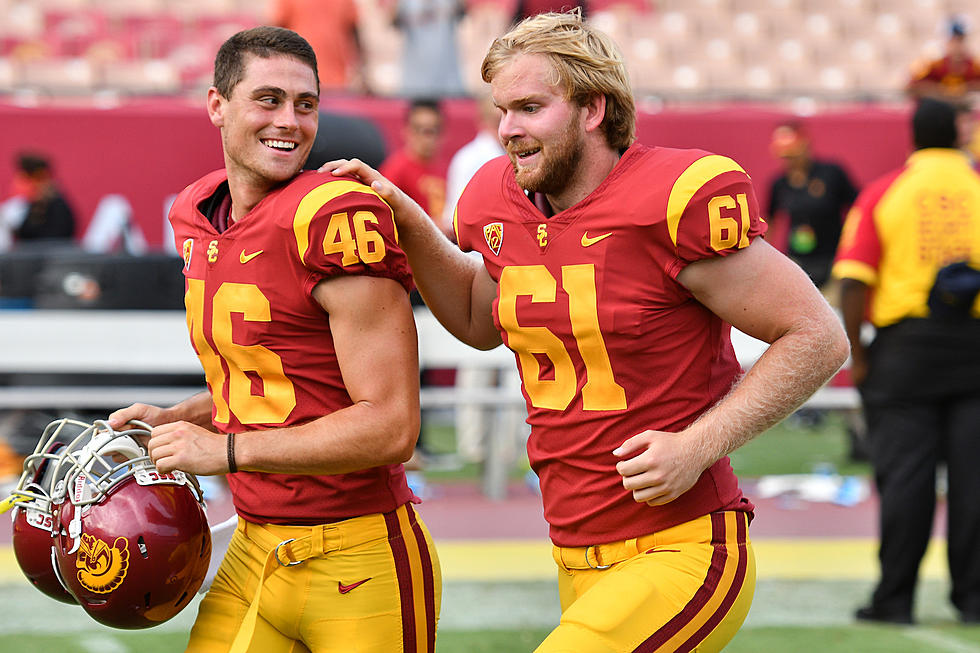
[
  {"xmin": 386, "ymin": 410, "xmax": 421, "ymax": 465},
  {"xmin": 468, "ymin": 334, "xmax": 503, "ymax": 351},
  {"xmin": 464, "ymin": 322, "xmax": 504, "ymax": 351},
  {"xmin": 824, "ymin": 318, "xmax": 851, "ymax": 377}
]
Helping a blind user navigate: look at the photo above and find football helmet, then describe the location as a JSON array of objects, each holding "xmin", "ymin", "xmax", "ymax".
[
  {"xmin": 26, "ymin": 417, "xmax": 211, "ymax": 629},
  {"xmin": 6, "ymin": 418, "xmax": 90, "ymax": 604}
]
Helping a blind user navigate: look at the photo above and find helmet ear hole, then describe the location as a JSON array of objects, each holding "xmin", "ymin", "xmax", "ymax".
[
  {"xmin": 137, "ymin": 536, "xmax": 148, "ymax": 558},
  {"xmin": 175, "ymin": 591, "xmax": 189, "ymax": 608}
]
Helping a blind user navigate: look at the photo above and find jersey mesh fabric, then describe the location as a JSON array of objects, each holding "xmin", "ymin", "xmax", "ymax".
[
  {"xmin": 455, "ymin": 144, "xmax": 762, "ymax": 546},
  {"xmin": 170, "ymin": 170, "xmax": 417, "ymax": 524}
]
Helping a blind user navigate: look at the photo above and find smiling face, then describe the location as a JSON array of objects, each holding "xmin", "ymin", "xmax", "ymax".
[
  {"xmin": 208, "ymin": 53, "xmax": 319, "ymax": 195},
  {"xmin": 492, "ymin": 53, "xmax": 587, "ymax": 197},
  {"xmin": 404, "ymin": 105, "xmax": 443, "ymax": 162}
]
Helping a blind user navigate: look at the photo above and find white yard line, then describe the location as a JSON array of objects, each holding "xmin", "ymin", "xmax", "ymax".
[
  {"xmin": 902, "ymin": 629, "xmax": 980, "ymax": 653},
  {"xmin": 78, "ymin": 635, "xmax": 128, "ymax": 653}
]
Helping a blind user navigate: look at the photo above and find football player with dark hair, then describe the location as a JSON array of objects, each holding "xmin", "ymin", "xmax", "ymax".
[
  {"xmin": 109, "ymin": 25, "xmax": 440, "ymax": 652},
  {"xmin": 329, "ymin": 10, "xmax": 848, "ymax": 652}
]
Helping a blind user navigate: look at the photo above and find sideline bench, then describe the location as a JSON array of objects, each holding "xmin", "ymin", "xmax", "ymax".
[{"xmin": 0, "ymin": 309, "xmax": 859, "ymax": 498}]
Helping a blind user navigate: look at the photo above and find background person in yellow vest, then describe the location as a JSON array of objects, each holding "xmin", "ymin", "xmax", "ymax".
[{"xmin": 834, "ymin": 97, "xmax": 980, "ymax": 626}]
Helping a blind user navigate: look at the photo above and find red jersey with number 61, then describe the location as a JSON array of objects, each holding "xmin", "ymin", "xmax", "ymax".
[
  {"xmin": 455, "ymin": 144, "xmax": 763, "ymax": 546},
  {"xmin": 169, "ymin": 169, "xmax": 416, "ymax": 525}
]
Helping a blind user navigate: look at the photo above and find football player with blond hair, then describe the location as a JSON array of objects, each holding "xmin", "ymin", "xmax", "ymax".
[{"xmin": 330, "ymin": 10, "xmax": 847, "ymax": 652}]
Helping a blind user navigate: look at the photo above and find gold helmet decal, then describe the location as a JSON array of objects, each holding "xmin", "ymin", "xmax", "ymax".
[{"xmin": 76, "ymin": 534, "xmax": 130, "ymax": 594}]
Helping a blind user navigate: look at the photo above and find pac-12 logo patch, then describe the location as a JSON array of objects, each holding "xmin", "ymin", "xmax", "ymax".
[
  {"xmin": 76, "ymin": 534, "xmax": 130, "ymax": 594},
  {"xmin": 182, "ymin": 239, "xmax": 194, "ymax": 271},
  {"xmin": 483, "ymin": 222, "xmax": 503, "ymax": 256}
]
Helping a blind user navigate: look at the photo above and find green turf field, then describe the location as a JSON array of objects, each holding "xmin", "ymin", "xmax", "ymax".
[
  {"xmin": 4, "ymin": 413, "xmax": 978, "ymax": 651},
  {"xmin": 1, "ymin": 579, "xmax": 979, "ymax": 652},
  {"xmin": 422, "ymin": 408, "xmax": 872, "ymax": 483}
]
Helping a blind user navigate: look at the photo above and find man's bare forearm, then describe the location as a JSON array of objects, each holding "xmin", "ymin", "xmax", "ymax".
[
  {"xmin": 687, "ymin": 313, "xmax": 849, "ymax": 468},
  {"xmin": 394, "ymin": 199, "xmax": 501, "ymax": 350}
]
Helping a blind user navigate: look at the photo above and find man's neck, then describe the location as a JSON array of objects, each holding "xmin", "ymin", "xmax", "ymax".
[
  {"xmin": 225, "ymin": 169, "xmax": 278, "ymax": 224},
  {"xmin": 545, "ymin": 143, "xmax": 623, "ymax": 214}
]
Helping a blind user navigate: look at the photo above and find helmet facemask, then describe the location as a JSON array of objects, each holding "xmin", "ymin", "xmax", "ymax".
[{"xmin": 5, "ymin": 418, "xmax": 212, "ymax": 629}]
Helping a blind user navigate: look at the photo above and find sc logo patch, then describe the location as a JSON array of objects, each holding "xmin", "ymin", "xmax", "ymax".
[{"xmin": 76, "ymin": 534, "xmax": 130, "ymax": 594}]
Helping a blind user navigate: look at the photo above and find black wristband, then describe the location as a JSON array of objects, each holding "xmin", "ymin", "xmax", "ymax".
[{"xmin": 227, "ymin": 432, "xmax": 238, "ymax": 474}]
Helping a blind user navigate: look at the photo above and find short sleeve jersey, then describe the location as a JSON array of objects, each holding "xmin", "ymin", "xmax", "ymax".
[
  {"xmin": 454, "ymin": 144, "xmax": 763, "ymax": 546},
  {"xmin": 909, "ymin": 54, "xmax": 980, "ymax": 96},
  {"xmin": 832, "ymin": 148, "xmax": 980, "ymax": 327},
  {"xmin": 380, "ymin": 150, "xmax": 447, "ymax": 220},
  {"xmin": 767, "ymin": 160, "xmax": 858, "ymax": 259},
  {"xmin": 169, "ymin": 170, "xmax": 416, "ymax": 525}
]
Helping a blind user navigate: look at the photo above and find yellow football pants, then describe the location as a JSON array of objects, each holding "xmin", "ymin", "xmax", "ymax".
[
  {"xmin": 539, "ymin": 511, "xmax": 755, "ymax": 653},
  {"xmin": 185, "ymin": 504, "xmax": 441, "ymax": 653}
]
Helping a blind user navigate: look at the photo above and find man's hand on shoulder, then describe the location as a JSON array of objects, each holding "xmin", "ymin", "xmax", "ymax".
[{"xmin": 319, "ymin": 158, "xmax": 430, "ymax": 230}]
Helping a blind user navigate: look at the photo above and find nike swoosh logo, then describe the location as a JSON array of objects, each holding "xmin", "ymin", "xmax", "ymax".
[
  {"xmin": 240, "ymin": 249, "xmax": 263, "ymax": 264},
  {"xmin": 338, "ymin": 578, "xmax": 372, "ymax": 594},
  {"xmin": 581, "ymin": 232, "xmax": 612, "ymax": 247}
]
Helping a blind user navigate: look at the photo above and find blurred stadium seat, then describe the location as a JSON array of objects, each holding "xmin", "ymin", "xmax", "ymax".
[
  {"xmin": 0, "ymin": 0, "xmax": 976, "ymax": 101},
  {"xmin": 18, "ymin": 57, "xmax": 97, "ymax": 94},
  {"xmin": 100, "ymin": 59, "xmax": 181, "ymax": 95}
]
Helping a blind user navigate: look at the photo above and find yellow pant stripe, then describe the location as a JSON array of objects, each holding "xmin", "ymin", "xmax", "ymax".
[
  {"xmin": 639, "ymin": 512, "xmax": 751, "ymax": 652},
  {"xmin": 386, "ymin": 505, "xmax": 438, "ymax": 653}
]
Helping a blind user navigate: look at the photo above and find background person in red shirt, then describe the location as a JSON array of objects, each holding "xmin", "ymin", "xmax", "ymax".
[
  {"xmin": 380, "ymin": 98, "xmax": 448, "ymax": 233},
  {"xmin": 907, "ymin": 17, "xmax": 980, "ymax": 101}
]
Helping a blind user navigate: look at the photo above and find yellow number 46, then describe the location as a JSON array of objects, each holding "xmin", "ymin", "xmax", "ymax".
[{"xmin": 323, "ymin": 211, "xmax": 386, "ymax": 266}]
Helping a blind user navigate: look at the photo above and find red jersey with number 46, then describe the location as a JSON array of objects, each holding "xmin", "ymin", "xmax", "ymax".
[
  {"xmin": 455, "ymin": 144, "xmax": 763, "ymax": 546},
  {"xmin": 170, "ymin": 169, "xmax": 416, "ymax": 525}
]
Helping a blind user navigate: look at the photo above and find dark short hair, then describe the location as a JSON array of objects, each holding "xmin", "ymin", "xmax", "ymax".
[
  {"xmin": 213, "ymin": 26, "xmax": 319, "ymax": 98},
  {"xmin": 950, "ymin": 17, "xmax": 967, "ymax": 38},
  {"xmin": 912, "ymin": 97, "xmax": 958, "ymax": 150},
  {"xmin": 407, "ymin": 98, "xmax": 443, "ymax": 121},
  {"xmin": 16, "ymin": 152, "xmax": 50, "ymax": 176}
]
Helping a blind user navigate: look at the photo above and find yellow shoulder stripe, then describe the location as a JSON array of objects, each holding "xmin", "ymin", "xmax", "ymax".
[
  {"xmin": 293, "ymin": 180, "xmax": 394, "ymax": 264},
  {"xmin": 666, "ymin": 155, "xmax": 746, "ymax": 247},
  {"xmin": 452, "ymin": 204, "xmax": 460, "ymax": 245},
  {"xmin": 831, "ymin": 260, "xmax": 878, "ymax": 286}
]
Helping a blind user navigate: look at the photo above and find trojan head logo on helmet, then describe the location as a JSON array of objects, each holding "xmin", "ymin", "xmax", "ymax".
[{"xmin": 4, "ymin": 417, "xmax": 212, "ymax": 629}]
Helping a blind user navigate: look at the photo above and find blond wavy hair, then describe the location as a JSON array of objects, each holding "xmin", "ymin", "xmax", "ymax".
[{"xmin": 481, "ymin": 9, "xmax": 636, "ymax": 150}]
